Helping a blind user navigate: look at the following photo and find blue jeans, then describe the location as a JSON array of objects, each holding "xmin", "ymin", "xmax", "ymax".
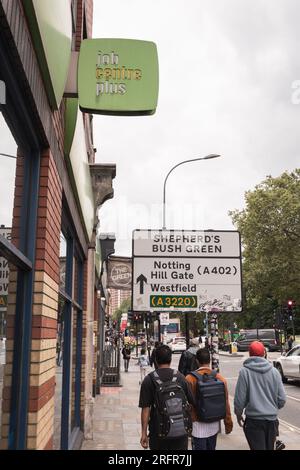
[{"xmin": 192, "ymin": 434, "xmax": 218, "ymax": 450}]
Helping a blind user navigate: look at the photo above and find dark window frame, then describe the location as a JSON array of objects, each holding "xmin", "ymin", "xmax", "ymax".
[{"xmin": 59, "ymin": 210, "xmax": 84, "ymax": 450}]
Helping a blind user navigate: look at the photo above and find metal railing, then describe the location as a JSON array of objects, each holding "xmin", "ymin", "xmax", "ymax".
[{"xmin": 100, "ymin": 342, "xmax": 121, "ymax": 387}]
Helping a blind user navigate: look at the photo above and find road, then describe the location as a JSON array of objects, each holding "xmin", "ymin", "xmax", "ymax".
[{"xmin": 171, "ymin": 350, "xmax": 300, "ymax": 433}]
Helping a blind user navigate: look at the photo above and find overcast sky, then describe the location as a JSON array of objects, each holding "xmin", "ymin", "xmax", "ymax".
[
  {"xmin": 92, "ymin": 0, "xmax": 300, "ymax": 256},
  {"xmin": 1, "ymin": 0, "xmax": 300, "ymax": 256}
]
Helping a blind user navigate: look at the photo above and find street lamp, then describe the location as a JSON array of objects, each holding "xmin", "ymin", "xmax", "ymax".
[
  {"xmin": 0, "ymin": 153, "xmax": 17, "ymax": 159},
  {"xmin": 162, "ymin": 154, "xmax": 221, "ymax": 230}
]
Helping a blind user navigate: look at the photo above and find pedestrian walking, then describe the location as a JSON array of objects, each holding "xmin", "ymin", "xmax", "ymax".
[
  {"xmin": 287, "ymin": 335, "xmax": 294, "ymax": 352},
  {"xmin": 178, "ymin": 338, "xmax": 199, "ymax": 376},
  {"xmin": 149, "ymin": 341, "xmax": 162, "ymax": 368},
  {"xmin": 186, "ymin": 348, "xmax": 233, "ymax": 450},
  {"xmin": 234, "ymin": 340, "xmax": 286, "ymax": 450},
  {"xmin": 121, "ymin": 343, "xmax": 131, "ymax": 372},
  {"xmin": 139, "ymin": 344, "xmax": 193, "ymax": 450},
  {"xmin": 138, "ymin": 348, "xmax": 150, "ymax": 384}
]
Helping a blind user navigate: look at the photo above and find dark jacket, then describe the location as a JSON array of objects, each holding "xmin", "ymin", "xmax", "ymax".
[
  {"xmin": 178, "ymin": 346, "xmax": 199, "ymax": 376},
  {"xmin": 122, "ymin": 347, "xmax": 131, "ymax": 359}
]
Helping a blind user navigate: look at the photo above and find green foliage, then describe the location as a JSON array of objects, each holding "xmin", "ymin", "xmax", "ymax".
[
  {"xmin": 229, "ymin": 170, "xmax": 300, "ymax": 330},
  {"xmin": 113, "ymin": 297, "xmax": 131, "ymax": 324}
]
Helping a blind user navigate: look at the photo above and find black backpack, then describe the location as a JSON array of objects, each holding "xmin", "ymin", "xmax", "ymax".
[
  {"xmin": 179, "ymin": 350, "xmax": 199, "ymax": 376},
  {"xmin": 150, "ymin": 370, "xmax": 192, "ymax": 440},
  {"xmin": 189, "ymin": 370, "xmax": 226, "ymax": 423}
]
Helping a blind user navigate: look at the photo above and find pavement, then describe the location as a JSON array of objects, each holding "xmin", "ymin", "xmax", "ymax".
[{"xmin": 81, "ymin": 352, "xmax": 300, "ymax": 451}]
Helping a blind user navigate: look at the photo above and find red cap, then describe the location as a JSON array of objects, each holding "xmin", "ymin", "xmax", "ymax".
[{"xmin": 249, "ymin": 341, "xmax": 265, "ymax": 357}]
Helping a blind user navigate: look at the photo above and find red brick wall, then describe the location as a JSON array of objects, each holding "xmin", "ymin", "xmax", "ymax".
[{"xmin": 35, "ymin": 151, "xmax": 62, "ymax": 285}]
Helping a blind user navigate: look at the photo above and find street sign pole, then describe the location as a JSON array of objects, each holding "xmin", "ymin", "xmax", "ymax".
[
  {"xmin": 209, "ymin": 313, "xmax": 219, "ymax": 371},
  {"xmin": 157, "ymin": 313, "xmax": 161, "ymax": 342},
  {"xmin": 185, "ymin": 313, "xmax": 189, "ymax": 349}
]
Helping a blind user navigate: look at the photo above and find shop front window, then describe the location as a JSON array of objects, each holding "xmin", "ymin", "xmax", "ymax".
[{"xmin": 54, "ymin": 229, "xmax": 83, "ymax": 449}]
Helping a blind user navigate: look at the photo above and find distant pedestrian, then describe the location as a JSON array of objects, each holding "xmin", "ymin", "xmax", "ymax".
[
  {"xmin": 121, "ymin": 344, "xmax": 131, "ymax": 372},
  {"xmin": 186, "ymin": 348, "xmax": 233, "ymax": 450},
  {"xmin": 138, "ymin": 348, "xmax": 150, "ymax": 384},
  {"xmin": 149, "ymin": 341, "xmax": 162, "ymax": 368},
  {"xmin": 287, "ymin": 335, "xmax": 294, "ymax": 352},
  {"xmin": 178, "ymin": 338, "xmax": 199, "ymax": 376},
  {"xmin": 139, "ymin": 344, "xmax": 193, "ymax": 450},
  {"xmin": 234, "ymin": 340, "xmax": 286, "ymax": 450}
]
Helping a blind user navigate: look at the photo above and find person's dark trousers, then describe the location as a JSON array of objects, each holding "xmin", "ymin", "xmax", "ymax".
[
  {"xmin": 149, "ymin": 436, "xmax": 188, "ymax": 450},
  {"xmin": 243, "ymin": 417, "xmax": 278, "ymax": 450},
  {"xmin": 192, "ymin": 434, "xmax": 218, "ymax": 450},
  {"xmin": 124, "ymin": 358, "xmax": 130, "ymax": 371}
]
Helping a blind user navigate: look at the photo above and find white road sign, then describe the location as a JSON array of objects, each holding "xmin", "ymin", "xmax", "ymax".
[
  {"xmin": 132, "ymin": 229, "xmax": 242, "ymax": 313},
  {"xmin": 159, "ymin": 312, "xmax": 170, "ymax": 325},
  {"xmin": 133, "ymin": 230, "xmax": 240, "ymax": 257}
]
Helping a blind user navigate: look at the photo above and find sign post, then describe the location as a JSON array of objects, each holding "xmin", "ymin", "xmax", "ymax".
[{"xmin": 132, "ymin": 230, "xmax": 243, "ymax": 313}]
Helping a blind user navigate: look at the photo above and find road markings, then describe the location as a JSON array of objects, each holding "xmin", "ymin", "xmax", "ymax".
[
  {"xmin": 286, "ymin": 394, "xmax": 300, "ymax": 403},
  {"xmin": 279, "ymin": 418, "xmax": 300, "ymax": 434},
  {"xmin": 228, "ymin": 394, "xmax": 300, "ymax": 435}
]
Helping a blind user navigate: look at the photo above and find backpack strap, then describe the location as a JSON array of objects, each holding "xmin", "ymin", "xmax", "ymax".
[
  {"xmin": 189, "ymin": 370, "xmax": 218, "ymax": 382},
  {"xmin": 189, "ymin": 371, "xmax": 204, "ymax": 382},
  {"xmin": 172, "ymin": 369, "xmax": 178, "ymax": 382},
  {"xmin": 152, "ymin": 370, "xmax": 163, "ymax": 386}
]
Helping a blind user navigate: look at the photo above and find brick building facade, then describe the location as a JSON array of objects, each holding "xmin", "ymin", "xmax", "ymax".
[{"xmin": 0, "ymin": 0, "xmax": 115, "ymax": 450}]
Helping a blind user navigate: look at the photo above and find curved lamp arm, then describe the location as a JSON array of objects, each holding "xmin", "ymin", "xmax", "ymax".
[{"xmin": 162, "ymin": 154, "xmax": 221, "ymax": 229}]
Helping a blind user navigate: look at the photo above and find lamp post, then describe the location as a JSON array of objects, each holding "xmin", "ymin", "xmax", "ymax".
[
  {"xmin": 162, "ymin": 154, "xmax": 221, "ymax": 230},
  {"xmin": 0, "ymin": 152, "xmax": 17, "ymax": 159},
  {"xmin": 161, "ymin": 153, "xmax": 221, "ymax": 354}
]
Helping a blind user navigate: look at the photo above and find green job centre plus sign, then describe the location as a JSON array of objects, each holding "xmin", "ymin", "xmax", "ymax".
[{"xmin": 78, "ymin": 39, "xmax": 159, "ymax": 115}]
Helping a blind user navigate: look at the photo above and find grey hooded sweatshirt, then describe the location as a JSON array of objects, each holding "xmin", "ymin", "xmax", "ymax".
[{"xmin": 234, "ymin": 357, "xmax": 286, "ymax": 420}]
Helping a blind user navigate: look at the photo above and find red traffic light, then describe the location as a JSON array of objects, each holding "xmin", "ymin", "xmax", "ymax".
[{"xmin": 287, "ymin": 300, "xmax": 293, "ymax": 306}]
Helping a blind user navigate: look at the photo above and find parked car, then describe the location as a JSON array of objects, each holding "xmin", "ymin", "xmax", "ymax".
[
  {"xmin": 236, "ymin": 329, "xmax": 281, "ymax": 352},
  {"xmin": 169, "ymin": 337, "xmax": 186, "ymax": 353},
  {"xmin": 273, "ymin": 345, "xmax": 300, "ymax": 383}
]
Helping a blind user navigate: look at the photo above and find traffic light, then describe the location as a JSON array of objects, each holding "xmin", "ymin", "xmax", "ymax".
[
  {"xmin": 287, "ymin": 300, "xmax": 296, "ymax": 320},
  {"xmin": 127, "ymin": 310, "xmax": 133, "ymax": 322},
  {"xmin": 145, "ymin": 312, "xmax": 153, "ymax": 323}
]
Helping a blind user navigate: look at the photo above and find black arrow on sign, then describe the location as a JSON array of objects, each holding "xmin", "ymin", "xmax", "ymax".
[{"xmin": 137, "ymin": 274, "xmax": 147, "ymax": 294}]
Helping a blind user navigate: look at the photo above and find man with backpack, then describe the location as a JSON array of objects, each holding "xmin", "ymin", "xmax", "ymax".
[
  {"xmin": 178, "ymin": 338, "xmax": 200, "ymax": 376},
  {"xmin": 234, "ymin": 340, "xmax": 286, "ymax": 450},
  {"xmin": 186, "ymin": 348, "xmax": 233, "ymax": 450},
  {"xmin": 139, "ymin": 344, "xmax": 193, "ymax": 450}
]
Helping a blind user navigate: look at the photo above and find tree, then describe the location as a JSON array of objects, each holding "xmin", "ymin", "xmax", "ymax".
[
  {"xmin": 229, "ymin": 170, "xmax": 300, "ymax": 329},
  {"xmin": 113, "ymin": 297, "xmax": 131, "ymax": 325}
]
